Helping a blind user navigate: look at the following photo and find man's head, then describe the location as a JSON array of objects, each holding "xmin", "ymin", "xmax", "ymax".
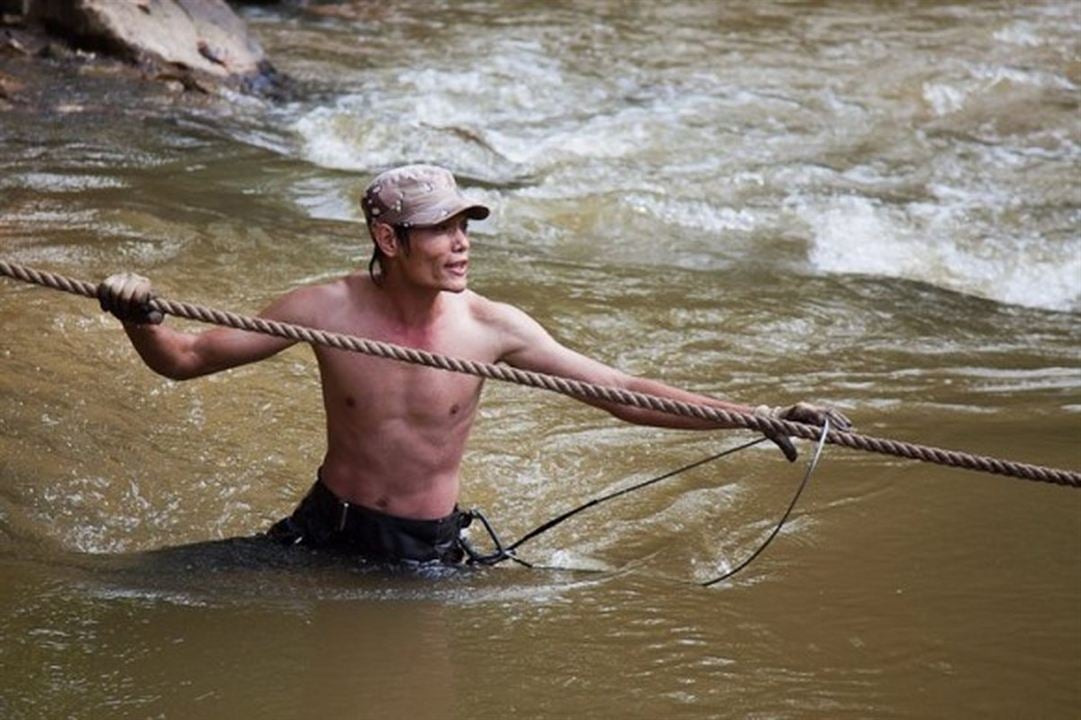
[{"xmin": 361, "ymin": 164, "xmax": 490, "ymax": 289}]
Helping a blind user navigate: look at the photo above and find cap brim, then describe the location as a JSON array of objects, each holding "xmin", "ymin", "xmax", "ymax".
[{"xmin": 462, "ymin": 203, "xmax": 490, "ymax": 221}]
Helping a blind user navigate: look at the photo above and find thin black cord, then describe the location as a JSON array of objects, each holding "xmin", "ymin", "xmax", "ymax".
[
  {"xmin": 701, "ymin": 419, "xmax": 831, "ymax": 587},
  {"xmin": 506, "ymin": 437, "xmax": 767, "ymax": 554},
  {"xmin": 465, "ymin": 427, "xmax": 828, "ymax": 584}
]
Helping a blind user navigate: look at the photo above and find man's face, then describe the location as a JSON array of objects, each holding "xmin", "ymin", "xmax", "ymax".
[{"xmin": 397, "ymin": 213, "xmax": 472, "ymax": 293}]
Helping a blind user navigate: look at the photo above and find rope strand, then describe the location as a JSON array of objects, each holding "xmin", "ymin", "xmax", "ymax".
[{"xmin": 3, "ymin": 260, "xmax": 1079, "ymax": 487}]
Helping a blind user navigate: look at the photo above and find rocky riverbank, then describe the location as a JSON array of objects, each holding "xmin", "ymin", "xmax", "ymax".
[{"xmin": 0, "ymin": 0, "xmax": 287, "ymax": 101}]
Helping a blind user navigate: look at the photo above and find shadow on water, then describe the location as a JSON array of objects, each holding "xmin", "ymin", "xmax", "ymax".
[{"xmin": 1, "ymin": 533, "xmax": 626, "ymax": 610}]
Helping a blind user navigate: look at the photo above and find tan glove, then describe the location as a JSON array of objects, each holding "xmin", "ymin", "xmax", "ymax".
[
  {"xmin": 754, "ymin": 402, "xmax": 853, "ymax": 462},
  {"xmin": 98, "ymin": 272, "xmax": 163, "ymax": 325}
]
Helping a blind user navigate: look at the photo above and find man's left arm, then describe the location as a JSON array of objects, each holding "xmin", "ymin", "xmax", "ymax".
[
  {"xmin": 493, "ymin": 301, "xmax": 763, "ymax": 429},
  {"xmin": 489, "ymin": 300, "xmax": 850, "ymax": 459}
]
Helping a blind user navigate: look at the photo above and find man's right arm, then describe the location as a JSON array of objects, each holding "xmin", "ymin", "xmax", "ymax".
[
  {"xmin": 101, "ymin": 273, "xmax": 309, "ymax": 381},
  {"xmin": 119, "ymin": 323, "xmax": 295, "ymax": 381}
]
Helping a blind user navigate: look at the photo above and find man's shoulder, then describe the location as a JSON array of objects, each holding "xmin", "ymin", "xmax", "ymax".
[
  {"xmin": 459, "ymin": 291, "xmax": 552, "ymax": 358},
  {"xmin": 295, "ymin": 273, "xmax": 371, "ymax": 302},
  {"xmin": 461, "ymin": 290, "xmax": 530, "ymax": 328},
  {"xmin": 266, "ymin": 273, "xmax": 364, "ymax": 324}
]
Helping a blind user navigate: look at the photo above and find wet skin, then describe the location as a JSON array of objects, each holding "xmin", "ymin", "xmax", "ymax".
[{"xmin": 113, "ymin": 213, "xmax": 764, "ymax": 519}]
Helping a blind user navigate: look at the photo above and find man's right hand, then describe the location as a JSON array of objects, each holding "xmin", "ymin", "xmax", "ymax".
[{"xmin": 98, "ymin": 273, "xmax": 163, "ymax": 325}]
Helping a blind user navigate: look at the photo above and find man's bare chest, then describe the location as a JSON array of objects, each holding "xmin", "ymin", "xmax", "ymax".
[{"xmin": 312, "ymin": 318, "xmax": 491, "ymax": 422}]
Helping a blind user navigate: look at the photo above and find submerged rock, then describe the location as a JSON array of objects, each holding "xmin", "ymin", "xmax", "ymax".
[{"xmin": 25, "ymin": 0, "xmax": 284, "ymax": 95}]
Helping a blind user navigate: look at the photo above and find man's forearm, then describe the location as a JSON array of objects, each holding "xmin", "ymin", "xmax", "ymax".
[
  {"xmin": 121, "ymin": 322, "xmax": 198, "ymax": 380},
  {"xmin": 597, "ymin": 374, "xmax": 751, "ymax": 430}
]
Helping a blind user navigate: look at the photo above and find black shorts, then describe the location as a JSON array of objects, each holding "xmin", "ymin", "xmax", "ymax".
[{"xmin": 267, "ymin": 477, "xmax": 468, "ymax": 565}]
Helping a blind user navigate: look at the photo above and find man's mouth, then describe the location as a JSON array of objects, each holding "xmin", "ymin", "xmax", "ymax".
[{"xmin": 446, "ymin": 259, "xmax": 468, "ymax": 275}]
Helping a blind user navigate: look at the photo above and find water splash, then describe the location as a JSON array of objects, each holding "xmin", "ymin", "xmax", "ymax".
[{"xmin": 796, "ymin": 194, "xmax": 1080, "ymax": 312}]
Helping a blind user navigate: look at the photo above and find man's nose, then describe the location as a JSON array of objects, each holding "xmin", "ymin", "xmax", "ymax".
[{"xmin": 452, "ymin": 226, "xmax": 469, "ymax": 251}]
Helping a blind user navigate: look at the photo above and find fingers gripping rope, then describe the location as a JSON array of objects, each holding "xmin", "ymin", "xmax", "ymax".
[{"xmin": 2, "ymin": 260, "xmax": 1079, "ymax": 487}]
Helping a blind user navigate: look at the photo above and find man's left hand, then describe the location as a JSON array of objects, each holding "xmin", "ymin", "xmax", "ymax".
[
  {"xmin": 764, "ymin": 402, "xmax": 853, "ymax": 431},
  {"xmin": 754, "ymin": 402, "xmax": 853, "ymax": 462}
]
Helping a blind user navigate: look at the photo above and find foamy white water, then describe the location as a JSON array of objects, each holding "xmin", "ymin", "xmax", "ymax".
[
  {"xmin": 286, "ymin": 1, "xmax": 1079, "ymax": 312},
  {"xmin": 797, "ymin": 194, "xmax": 1081, "ymax": 311}
]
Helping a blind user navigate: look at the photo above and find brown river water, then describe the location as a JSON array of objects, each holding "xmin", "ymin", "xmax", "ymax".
[{"xmin": 1, "ymin": 1, "xmax": 1079, "ymax": 717}]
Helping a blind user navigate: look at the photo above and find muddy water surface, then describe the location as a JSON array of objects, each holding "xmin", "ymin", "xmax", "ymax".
[{"xmin": 1, "ymin": 1, "xmax": 1079, "ymax": 717}]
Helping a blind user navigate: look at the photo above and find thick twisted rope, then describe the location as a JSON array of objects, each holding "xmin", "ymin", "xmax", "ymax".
[{"xmin": 3, "ymin": 260, "xmax": 1079, "ymax": 488}]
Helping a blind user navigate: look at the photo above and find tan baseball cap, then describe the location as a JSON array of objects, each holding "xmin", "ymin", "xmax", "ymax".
[{"xmin": 361, "ymin": 164, "xmax": 490, "ymax": 229}]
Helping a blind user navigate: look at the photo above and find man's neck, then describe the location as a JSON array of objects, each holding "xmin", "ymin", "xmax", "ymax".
[{"xmin": 376, "ymin": 274, "xmax": 447, "ymax": 329}]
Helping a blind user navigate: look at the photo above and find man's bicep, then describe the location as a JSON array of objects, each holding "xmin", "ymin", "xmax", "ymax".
[
  {"xmin": 189, "ymin": 326, "xmax": 294, "ymax": 373},
  {"xmin": 184, "ymin": 289, "xmax": 309, "ymax": 375}
]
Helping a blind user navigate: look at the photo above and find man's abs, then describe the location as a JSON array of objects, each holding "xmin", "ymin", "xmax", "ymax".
[
  {"xmin": 318, "ymin": 444, "xmax": 465, "ymax": 521},
  {"xmin": 317, "ymin": 375, "xmax": 482, "ymax": 520}
]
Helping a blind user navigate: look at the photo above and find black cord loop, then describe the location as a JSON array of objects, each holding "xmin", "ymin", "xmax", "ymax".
[{"xmin": 700, "ymin": 418, "xmax": 831, "ymax": 586}]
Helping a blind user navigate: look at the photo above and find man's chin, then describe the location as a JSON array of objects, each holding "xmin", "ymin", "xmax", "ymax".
[{"xmin": 441, "ymin": 276, "xmax": 469, "ymax": 293}]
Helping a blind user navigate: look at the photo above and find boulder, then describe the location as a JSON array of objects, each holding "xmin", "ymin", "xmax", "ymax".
[{"xmin": 27, "ymin": 0, "xmax": 280, "ymax": 93}]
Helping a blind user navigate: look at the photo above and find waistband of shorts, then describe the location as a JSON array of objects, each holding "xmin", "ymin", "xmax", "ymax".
[{"xmin": 310, "ymin": 475, "xmax": 464, "ymax": 533}]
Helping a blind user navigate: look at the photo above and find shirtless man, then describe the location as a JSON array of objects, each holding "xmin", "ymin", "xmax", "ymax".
[{"xmin": 100, "ymin": 164, "xmax": 849, "ymax": 565}]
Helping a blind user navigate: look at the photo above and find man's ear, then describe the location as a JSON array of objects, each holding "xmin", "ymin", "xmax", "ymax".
[{"xmin": 372, "ymin": 222, "xmax": 399, "ymax": 258}]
